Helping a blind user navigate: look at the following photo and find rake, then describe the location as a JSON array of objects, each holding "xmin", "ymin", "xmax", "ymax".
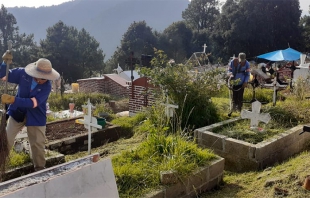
[{"xmin": 0, "ymin": 40, "xmax": 13, "ymax": 181}]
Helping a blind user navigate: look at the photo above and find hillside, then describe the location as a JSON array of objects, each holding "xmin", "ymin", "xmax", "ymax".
[{"xmin": 7, "ymin": 0, "xmax": 189, "ymax": 59}]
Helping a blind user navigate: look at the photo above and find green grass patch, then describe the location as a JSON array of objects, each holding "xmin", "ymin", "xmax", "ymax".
[
  {"xmin": 212, "ymin": 119, "xmax": 291, "ymax": 144},
  {"xmin": 112, "ymin": 134, "xmax": 218, "ymax": 197},
  {"xmin": 8, "ymin": 150, "xmax": 32, "ymax": 169}
]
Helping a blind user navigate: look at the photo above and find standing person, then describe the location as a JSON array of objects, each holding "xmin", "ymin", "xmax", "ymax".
[
  {"xmin": 0, "ymin": 56, "xmax": 60, "ymax": 171},
  {"xmin": 228, "ymin": 52, "xmax": 250, "ymax": 112}
]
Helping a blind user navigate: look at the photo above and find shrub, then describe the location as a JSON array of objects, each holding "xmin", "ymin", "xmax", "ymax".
[
  {"xmin": 139, "ymin": 49, "xmax": 222, "ymax": 129},
  {"xmin": 48, "ymin": 92, "xmax": 111, "ymax": 111}
]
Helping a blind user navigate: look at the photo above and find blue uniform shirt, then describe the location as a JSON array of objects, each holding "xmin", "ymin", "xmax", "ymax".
[
  {"xmin": 0, "ymin": 62, "xmax": 51, "ymax": 126},
  {"xmin": 228, "ymin": 58, "xmax": 250, "ymax": 85}
]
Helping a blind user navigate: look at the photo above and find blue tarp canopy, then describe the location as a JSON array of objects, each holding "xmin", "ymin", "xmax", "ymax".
[{"xmin": 257, "ymin": 48, "xmax": 301, "ymax": 61}]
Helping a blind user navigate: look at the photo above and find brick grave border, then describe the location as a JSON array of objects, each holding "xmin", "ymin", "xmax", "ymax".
[{"xmin": 194, "ymin": 117, "xmax": 310, "ymax": 172}]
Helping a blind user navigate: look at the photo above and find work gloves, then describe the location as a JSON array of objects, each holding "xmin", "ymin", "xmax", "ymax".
[
  {"xmin": 1, "ymin": 94, "xmax": 15, "ymax": 104},
  {"xmin": 2, "ymin": 50, "xmax": 13, "ymax": 64}
]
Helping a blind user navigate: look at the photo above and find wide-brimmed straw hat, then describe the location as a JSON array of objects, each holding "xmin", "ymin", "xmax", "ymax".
[{"xmin": 25, "ymin": 58, "xmax": 60, "ymax": 80}]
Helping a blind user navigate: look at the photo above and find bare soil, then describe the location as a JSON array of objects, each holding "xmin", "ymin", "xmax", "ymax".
[
  {"xmin": 46, "ymin": 119, "xmax": 88, "ymax": 141},
  {"xmin": 45, "ymin": 99, "xmax": 129, "ymax": 141}
]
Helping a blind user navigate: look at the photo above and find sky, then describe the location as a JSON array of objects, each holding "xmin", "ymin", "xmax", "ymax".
[
  {"xmin": 1, "ymin": 0, "xmax": 72, "ymax": 8},
  {"xmin": 1, "ymin": 0, "xmax": 309, "ymax": 16}
]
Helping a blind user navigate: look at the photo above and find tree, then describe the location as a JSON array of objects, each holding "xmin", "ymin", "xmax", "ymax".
[
  {"xmin": 77, "ymin": 28, "xmax": 105, "ymax": 77},
  {"xmin": 40, "ymin": 21, "xmax": 105, "ymax": 82},
  {"xmin": 0, "ymin": 5, "xmax": 37, "ymax": 67},
  {"xmin": 158, "ymin": 21, "xmax": 193, "ymax": 63},
  {"xmin": 210, "ymin": 0, "xmax": 302, "ymax": 61},
  {"xmin": 300, "ymin": 6, "xmax": 310, "ymax": 52},
  {"xmin": 106, "ymin": 21, "xmax": 157, "ymax": 71},
  {"xmin": 182, "ymin": 0, "xmax": 220, "ymax": 32}
]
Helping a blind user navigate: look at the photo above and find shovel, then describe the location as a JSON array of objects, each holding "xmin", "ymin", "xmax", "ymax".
[{"xmin": 0, "ymin": 40, "xmax": 13, "ymax": 181}]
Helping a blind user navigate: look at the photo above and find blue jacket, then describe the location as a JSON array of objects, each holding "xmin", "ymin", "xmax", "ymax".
[
  {"xmin": 228, "ymin": 58, "xmax": 250, "ymax": 85},
  {"xmin": 0, "ymin": 62, "xmax": 51, "ymax": 126}
]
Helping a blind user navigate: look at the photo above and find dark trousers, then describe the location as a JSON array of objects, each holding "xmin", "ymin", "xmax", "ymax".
[{"xmin": 232, "ymin": 85, "xmax": 245, "ymax": 111}]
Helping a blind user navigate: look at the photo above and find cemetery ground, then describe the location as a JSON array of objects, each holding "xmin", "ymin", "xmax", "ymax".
[{"xmin": 4, "ymin": 84, "xmax": 310, "ymax": 197}]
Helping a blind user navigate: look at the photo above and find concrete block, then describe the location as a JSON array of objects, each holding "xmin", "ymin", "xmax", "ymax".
[
  {"xmin": 160, "ymin": 170, "xmax": 178, "ymax": 185},
  {"xmin": 198, "ymin": 131, "xmax": 226, "ymax": 151},
  {"xmin": 224, "ymin": 138, "xmax": 253, "ymax": 157},
  {"xmin": 184, "ymin": 166, "xmax": 209, "ymax": 193},
  {"xmin": 208, "ymin": 158, "xmax": 225, "ymax": 180}
]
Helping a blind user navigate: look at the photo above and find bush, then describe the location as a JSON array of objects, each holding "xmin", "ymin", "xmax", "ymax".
[{"xmin": 139, "ymin": 50, "xmax": 222, "ymax": 129}]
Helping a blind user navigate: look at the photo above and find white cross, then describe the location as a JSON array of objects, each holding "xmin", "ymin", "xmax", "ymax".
[
  {"xmin": 161, "ymin": 91, "xmax": 178, "ymax": 117},
  {"xmin": 241, "ymin": 101, "xmax": 271, "ymax": 129},
  {"xmin": 77, "ymin": 98, "xmax": 102, "ymax": 154},
  {"xmin": 262, "ymin": 76, "xmax": 287, "ymax": 106},
  {"xmin": 202, "ymin": 44, "xmax": 207, "ymax": 53}
]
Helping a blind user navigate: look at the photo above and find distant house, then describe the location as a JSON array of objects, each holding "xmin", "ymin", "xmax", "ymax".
[
  {"xmin": 77, "ymin": 65, "xmax": 140, "ymax": 98},
  {"xmin": 113, "ymin": 64, "xmax": 140, "ymax": 81}
]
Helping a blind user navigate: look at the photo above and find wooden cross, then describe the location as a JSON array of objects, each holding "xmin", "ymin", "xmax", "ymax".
[
  {"xmin": 241, "ymin": 101, "xmax": 271, "ymax": 129},
  {"xmin": 202, "ymin": 44, "xmax": 207, "ymax": 53}
]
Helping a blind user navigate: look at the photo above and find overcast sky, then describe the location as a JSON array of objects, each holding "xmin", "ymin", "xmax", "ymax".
[{"xmin": 2, "ymin": 0, "xmax": 309, "ymax": 16}]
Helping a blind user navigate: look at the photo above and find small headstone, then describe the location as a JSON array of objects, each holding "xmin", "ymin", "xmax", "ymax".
[{"xmin": 241, "ymin": 101, "xmax": 271, "ymax": 130}]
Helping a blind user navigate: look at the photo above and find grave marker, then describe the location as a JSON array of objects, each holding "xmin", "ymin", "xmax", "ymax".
[
  {"xmin": 77, "ymin": 99, "xmax": 102, "ymax": 154},
  {"xmin": 241, "ymin": 101, "xmax": 271, "ymax": 129},
  {"xmin": 202, "ymin": 43, "xmax": 207, "ymax": 53},
  {"xmin": 162, "ymin": 92, "xmax": 178, "ymax": 118}
]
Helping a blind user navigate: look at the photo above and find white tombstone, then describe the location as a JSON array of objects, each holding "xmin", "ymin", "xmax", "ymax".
[{"xmin": 241, "ymin": 101, "xmax": 271, "ymax": 130}]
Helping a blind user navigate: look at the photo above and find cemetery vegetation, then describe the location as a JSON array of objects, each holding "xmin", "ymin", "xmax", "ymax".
[
  {"xmin": 138, "ymin": 49, "xmax": 224, "ymax": 129},
  {"xmin": 110, "ymin": 104, "xmax": 218, "ymax": 197},
  {"xmin": 8, "ymin": 150, "xmax": 59, "ymax": 169},
  {"xmin": 201, "ymin": 150, "xmax": 310, "ymax": 198},
  {"xmin": 212, "ymin": 119, "xmax": 289, "ymax": 144}
]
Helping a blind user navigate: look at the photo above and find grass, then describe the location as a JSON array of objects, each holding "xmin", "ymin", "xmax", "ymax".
[
  {"xmin": 112, "ymin": 134, "xmax": 218, "ymax": 197},
  {"xmin": 201, "ymin": 150, "xmax": 310, "ymax": 197},
  {"xmin": 212, "ymin": 119, "xmax": 291, "ymax": 144}
]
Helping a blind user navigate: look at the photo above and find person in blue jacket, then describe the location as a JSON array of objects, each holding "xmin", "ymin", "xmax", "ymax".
[
  {"xmin": 228, "ymin": 52, "xmax": 250, "ymax": 112},
  {"xmin": 1, "ymin": 52, "xmax": 60, "ymax": 171}
]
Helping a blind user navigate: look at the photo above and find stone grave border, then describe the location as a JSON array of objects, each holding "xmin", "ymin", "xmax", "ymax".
[
  {"xmin": 145, "ymin": 157, "xmax": 225, "ymax": 198},
  {"xmin": 194, "ymin": 117, "xmax": 310, "ymax": 172},
  {"xmin": 46, "ymin": 117, "xmax": 133, "ymax": 154},
  {"xmin": 3, "ymin": 151, "xmax": 65, "ymax": 181}
]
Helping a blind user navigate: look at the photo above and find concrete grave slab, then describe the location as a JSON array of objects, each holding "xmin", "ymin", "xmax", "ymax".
[{"xmin": 0, "ymin": 154, "xmax": 119, "ymax": 198}]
